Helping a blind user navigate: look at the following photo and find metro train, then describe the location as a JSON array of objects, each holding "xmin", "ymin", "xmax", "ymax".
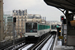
[
  {"xmin": 25, "ymin": 22, "xmax": 50, "ymax": 41},
  {"xmin": 50, "ymin": 24, "xmax": 57, "ymax": 34},
  {"xmin": 50, "ymin": 23, "xmax": 61, "ymax": 34}
]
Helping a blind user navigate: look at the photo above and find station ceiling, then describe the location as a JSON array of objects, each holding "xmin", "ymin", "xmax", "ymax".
[{"xmin": 44, "ymin": 0, "xmax": 75, "ymax": 12}]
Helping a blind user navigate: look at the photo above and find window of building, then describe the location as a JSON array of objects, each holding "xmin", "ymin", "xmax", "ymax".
[
  {"xmin": 16, "ymin": 10, "xmax": 18, "ymax": 16},
  {"xmin": 23, "ymin": 11, "xmax": 24, "ymax": 16},
  {"xmin": 19, "ymin": 10, "xmax": 21, "ymax": 16},
  {"xmin": 7, "ymin": 19, "xmax": 12, "ymax": 22},
  {"xmin": 21, "ymin": 19, "xmax": 23, "ymax": 21},
  {"xmin": 19, "ymin": 19, "xmax": 21, "ymax": 21}
]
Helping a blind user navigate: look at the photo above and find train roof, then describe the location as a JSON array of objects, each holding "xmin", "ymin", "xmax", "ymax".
[{"xmin": 25, "ymin": 21, "xmax": 50, "ymax": 25}]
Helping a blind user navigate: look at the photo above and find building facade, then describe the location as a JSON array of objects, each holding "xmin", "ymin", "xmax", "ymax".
[
  {"xmin": 3, "ymin": 15, "xmax": 7, "ymax": 32},
  {"xmin": 13, "ymin": 10, "xmax": 27, "ymax": 38},
  {"xmin": 27, "ymin": 14, "xmax": 42, "ymax": 22},
  {"xmin": 6, "ymin": 16, "xmax": 13, "ymax": 35},
  {"xmin": 3, "ymin": 15, "xmax": 13, "ymax": 40}
]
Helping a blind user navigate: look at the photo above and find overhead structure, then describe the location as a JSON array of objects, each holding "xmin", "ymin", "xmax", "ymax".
[
  {"xmin": 44, "ymin": 0, "xmax": 75, "ymax": 46},
  {"xmin": 44, "ymin": 0, "xmax": 75, "ymax": 12}
]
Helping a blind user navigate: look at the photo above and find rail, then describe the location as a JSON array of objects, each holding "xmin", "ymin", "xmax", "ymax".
[{"xmin": 28, "ymin": 34, "xmax": 52, "ymax": 50}]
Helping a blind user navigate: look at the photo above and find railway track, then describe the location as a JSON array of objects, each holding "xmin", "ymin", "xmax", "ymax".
[
  {"xmin": 19, "ymin": 34, "xmax": 56, "ymax": 50},
  {"xmin": 19, "ymin": 44, "xmax": 34, "ymax": 50},
  {"xmin": 14, "ymin": 33, "xmax": 53, "ymax": 50},
  {"xmin": 41, "ymin": 35, "xmax": 55, "ymax": 50},
  {"xmin": 27, "ymin": 34, "xmax": 55, "ymax": 50},
  {"xmin": 0, "ymin": 37, "xmax": 25, "ymax": 50},
  {"xmin": 0, "ymin": 34, "xmax": 56, "ymax": 50},
  {"xmin": 4, "ymin": 41, "xmax": 25, "ymax": 50}
]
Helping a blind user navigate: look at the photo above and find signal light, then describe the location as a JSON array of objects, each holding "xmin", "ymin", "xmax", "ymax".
[
  {"xmin": 61, "ymin": 16, "xmax": 64, "ymax": 21},
  {"xmin": 13, "ymin": 17, "xmax": 16, "ymax": 23},
  {"xmin": 62, "ymin": 18, "xmax": 63, "ymax": 20}
]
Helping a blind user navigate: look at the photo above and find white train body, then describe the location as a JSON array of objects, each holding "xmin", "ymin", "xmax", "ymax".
[{"xmin": 25, "ymin": 22, "xmax": 50, "ymax": 37}]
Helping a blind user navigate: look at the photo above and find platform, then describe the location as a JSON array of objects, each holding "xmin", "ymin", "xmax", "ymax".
[{"xmin": 53, "ymin": 35, "xmax": 75, "ymax": 50}]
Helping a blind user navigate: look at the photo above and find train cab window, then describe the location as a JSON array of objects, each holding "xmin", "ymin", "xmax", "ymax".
[
  {"xmin": 33, "ymin": 23, "xmax": 37, "ymax": 29},
  {"xmin": 51, "ymin": 25, "xmax": 56, "ymax": 29},
  {"xmin": 33, "ymin": 23, "xmax": 37, "ymax": 32},
  {"xmin": 26, "ymin": 23, "xmax": 37, "ymax": 32},
  {"xmin": 26, "ymin": 23, "xmax": 32, "ymax": 31}
]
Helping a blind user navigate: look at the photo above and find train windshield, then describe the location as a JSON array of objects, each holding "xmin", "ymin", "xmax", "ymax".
[
  {"xmin": 51, "ymin": 25, "xmax": 56, "ymax": 29},
  {"xmin": 26, "ymin": 23, "xmax": 37, "ymax": 32}
]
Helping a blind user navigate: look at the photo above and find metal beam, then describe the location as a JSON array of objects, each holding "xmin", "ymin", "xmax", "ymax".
[{"xmin": 0, "ymin": 0, "xmax": 4, "ymax": 42}]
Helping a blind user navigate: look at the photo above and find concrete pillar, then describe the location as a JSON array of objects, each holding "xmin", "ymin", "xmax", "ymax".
[{"xmin": 0, "ymin": 0, "xmax": 4, "ymax": 42}]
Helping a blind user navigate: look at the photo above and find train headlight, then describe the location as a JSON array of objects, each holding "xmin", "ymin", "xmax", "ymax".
[{"xmin": 59, "ymin": 30, "xmax": 61, "ymax": 32}]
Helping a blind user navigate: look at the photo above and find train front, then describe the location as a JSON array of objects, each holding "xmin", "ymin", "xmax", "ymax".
[
  {"xmin": 25, "ymin": 22, "xmax": 38, "ymax": 38},
  {"xmin": 51, "ymin": 24, "xmax": 57, "ymax": 34}
]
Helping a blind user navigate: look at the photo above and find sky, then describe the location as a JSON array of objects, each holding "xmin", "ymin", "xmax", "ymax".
[{"xmin": 3, "ymin": 0, "xmax": 64, "ymax": 22}]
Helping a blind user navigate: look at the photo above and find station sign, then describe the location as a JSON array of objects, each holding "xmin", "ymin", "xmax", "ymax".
[{"xmin": 59, "ymin": 36, "xmax": 63, "ymax": 39}]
